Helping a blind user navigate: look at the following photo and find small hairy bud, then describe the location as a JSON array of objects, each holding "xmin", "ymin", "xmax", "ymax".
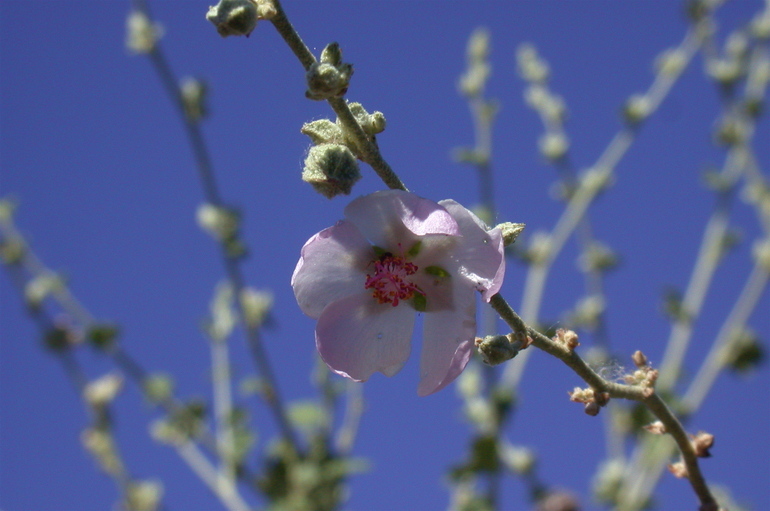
[
  {"xmin": 554, "ymin": 328, "xmax": 579, "ymax": 351},
  {"xmin": 124, "ymin": 480, "xmax": 163, "ymax": 511},
  {"xmin": 753, "ymin": 238, "xmax": 770, "ymax": 272},
  {"xmin": 206, "ymin": 0, "xmax": 259, "ymax": 38},
  {"xmin": 691, "ymin": 431, "xmax": 715, "ymax": 458},
  {"xmin": 302, "ymin": 144, "xmax": 361, "ymax": 198},
  {"xmin": 584, "ymin": 401, "xmax": 601, "ymax": 416},
  {"xmin": 344, "ymin": 102, "xmax": 386, "ymax": 137},
  {"xmin": 500, "ymin": 444, "xmax": 535, "ymax": 475},
  {"xmin": 24, "ymin": 273, "xmax": 63, "ymax": 309},
  {"xmin": 475, "ymin": 334, "xmax": 523, "ymax": 365},
  {"xmin": 706, "ymin": 59, "xmax": 743, "ymax": 87},
  {"xmin": 126, "ymin": 10, "xmax": 163, "ymax": 54},
  {"xmin": 751, "ymin": 9, "xmax": 770, "ymax": 39},
  {"xmin": 643, "ymin": 421, "xmax": 667, "ymax": 434},
  {"xmin": 495, "ymin": 222, "xmax": 525, "ymax": 247},
  {"xmin": 667, "ymin": 460, "xmax": 688, "ymax": 479},
  {"xmin": 306, "ymin": 43, "xmax": 354, "ymax": 100},
  {"xmin": 632, "ymin": 350, "xmax": 648, "ymax": 368}
]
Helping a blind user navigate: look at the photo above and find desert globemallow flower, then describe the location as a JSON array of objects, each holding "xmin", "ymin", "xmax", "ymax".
[{"xmin": 291, "ymin": 190, "xmax": 505, "ymax": 396}]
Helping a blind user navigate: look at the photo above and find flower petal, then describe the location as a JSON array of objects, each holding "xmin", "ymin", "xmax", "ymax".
[
  {"xmin": 345, "ymin": 190, "xmax": 460, "ymax": 249},
  {"xmin": 316, "ymin": 292, "xmax": 416, "ymax": 382},
  {"xmin": 417, "ymin": 285, "xmax": 476, "ymax": 396},
  {"xmin": 439, "ymin": 199, "xmax": 506, "ymax": 301},
  {"xmin": 292, "ymin": 220, "xmax": 373, "ymax": 319}
]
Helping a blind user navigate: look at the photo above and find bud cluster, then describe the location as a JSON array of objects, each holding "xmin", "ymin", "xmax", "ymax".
[
  {"xmin": 569, "ymin": 386, "xmax": 610, "ymax": 416},
  {"xmin": 306, "ymin": 42, "xmax": 354, "ymax": 101}
]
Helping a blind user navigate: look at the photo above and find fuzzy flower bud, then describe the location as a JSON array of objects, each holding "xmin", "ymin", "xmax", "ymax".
[
  {"xmin": 302, "ymin": 143, "xmax": 361, "ymax": 198},
  {"xmin": 500, "ymin": 444, "xmax": 535, "ymax": 475},
  {"xmin": 667, "ymin": 460, "xmax": 688, "ymax": 479},
  {"xmin": 554, "ymin": 328, "xmax": 579, "ymax": 351},
  {"xmin": 126, "ymin": 10, "xmax": 163, "ymax": 54},
  {"xmin": 495, "ymin": 222, "xmax": 526, "ymax": 247},
  {"xmin": 207, "ymin": 0, "xmax": 259, "ymax": 37},
  {"xmin": 124, "ymin": 480, "xmax": 164, "ymax": 511},
  {"xmin": 475, "ymin": 334, "xmax": 519, "ymax": 365},
  {"xmin": 751, "ymin": 8, "xmax": 770, "ymax": 39},
  {"xmin": 707, "ymin": 59, "xmax": 743, "ymax": 87},
  {"xmin": 632, "ymin": 350, "xmax": 649, "ymax": 368},
  {"xmin": 343, "ymin": 102, "xmax": 386, "ymax": 138},
  {"xmin": 691, "ymin": 431, "xmax": 715, "ymax": 457},
  {"xmin": 82, "ymin": 428, "xmax": 123, "ymax": 475},
  {"xmin": 306, "ymin": 42, "xmax": 354, "ymax": 100}
]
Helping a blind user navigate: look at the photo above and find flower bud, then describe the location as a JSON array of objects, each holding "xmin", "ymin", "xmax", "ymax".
[
  {"xmin": 342, "ymin": 102, "xmax": 386, "ymax": 137},
  {"xmin": 180, "ymin": 78, "xmax": 207, "ymax": 122},
  {"xmin": 501, "ymin": 444, "xmax": 535, "ymax": 475},
  {"xmin": 240, "ymin": 287, "xmax": 273, "ymax": 328},
  {"xmin": 539, "ymin": 132, "xmax": 569, "ymax": 161},
  {"xmin": 690, "ymin": 431, "xmax": 714, "ymax": 457},
  {"xmin": 84, "ymin": 373, "xmax": 124, "ymax": 408},
  {"xmin": 655, "ymin": 48, "xmax": 687, "ymax": 76},
  {"xmin": 553, "ymin": 328, "xmax": 579, "ymax": 350},
  {"xmin": 751, "ymin": 9, "xmax": 770, "ymax": 40},
  {"xmin": 302, "ymin": 143, "xmax": 361, "ymax": 198},
  {"xmin": 126, "ymin": 10, "xmax": 163, "ymax": 54},
  {"xmin": 623, "ymin": 94, "xmax": 653, "ymax": 124},
  {"xmin": 495, "ymin": 222, "xmax": 526, "ymax": 247},
  {"xmin": 206, "ymin": 0, "xmax": 259, "ymax": 38},
  {"xmin": 197, "ymin": 203, "xmax": 240, "ymax": 241},
  {"xmin": 24, "ymin": 273, "xmax": 62, "ymax": 309},
  {"xmin": 753, "ymin": 238, "xmax": 770, "ymax": 271},
  {"xmin": 143, "ymin": 373, "xmax": 174, "ymax": 405},
  {"xmin": 124, "ymin": 480, "xmax": 164, "ymax": 511},
  {"xmin": 516, "ymin": 43, "xmax": 549, "ymax": 83},
  {"xmin": 306, "ymin": 43, "xmax": 353, "ymax": 100},
  {"xmin": 475, "ymin": 334, "xmax": 519, "ymax": 365},
  {"xmin": 632, "ymin": 350, "xmax": 648, "ymax": 368},
  {"xmin": 643, "ymin": 420, "xmax": 666, "ymax": 434}
]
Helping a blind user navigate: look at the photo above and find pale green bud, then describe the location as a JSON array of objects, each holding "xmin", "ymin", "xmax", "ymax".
[
  {"xmin": 655, "ymin": 48, "xmax": 687, "ymax": 76},
  {"xmin": 623, "ymin": 94, "xmax": 653, "ymax": 124},
  {"xmin": 707, "ymin": 58, "xmax": 743, "ymax": 86},
  {"xmin": 343, "ymin": 102, "xmax": 386, "ymax": 137},
  {"xmin": 24, "ymin": 273, "xmax": 63, "ymax": 308},
  {"xmin": 751, "ymin": 9, "xmax": 770, "ymax": 40},
  {"xmin": 180, "ymin": 78, "xmax": 207, "ymax": 122},
  {"xmin": 516, "ymin": 43, "xmax": 549, "ymax": 83},
  {"xmin": 302, "ymin": 143, "xmax": 361, "ymax": 198},
  {"xmin": 0, "ymin": 197, "xmax": 16, "ymax": 222},
  {"xmin": 143, "ymin": 373, "xmax": 174, "ymax": 405},
  {"xmin": 124, "ymin": 480, "xmax": 164, "ymax": 511},
  {"xmin": 0, "ymin": 239, "xmax": 24, "ymax": 265},
  {"xmin": 467, "ymin": 28, "xmax": 490, "ymax": 62},
  {"xmin": 301, "ymin": 119, "xmax": 342, "ymax": 145},
  {"xmin": 84, "ymin": 373, "xmax": 124, "ymax": 408},
  {"xmin": 126, "ymin": 10, "xmax": 162, "ymax": 54},
  {"xmin": 476, "ymin": 334, "xmax": 519, "ymax": 365},
  {"xmin": 206, "ymin": 0, "xmax": 259, "ymax": 38},
  {"xmin": 197, "ymin": 203, "xmax": 240, "ymax": 241},
  {"xmin": 500, "ymin": 444, "xmax": 535, "ymax": 475},
  {"xmin": 82, "ymin": 428, "xmax": 123, "ymax": 476},
  {"xmin": 539, "ymin": 131, "xmax": 569, "ymax": 160},
  {"xmin": 240, "ymin": 287, "xmax": 273, "ymax": 328},
  {"xmin": 525, "ymin": 232, "xmax": 552, "ymax": 265},
  {"xmin": 578, "ymin": 241, "xmax": 618, "ymax": 272},
  {"xmin": 205, "ymin": 281, "xmax": 236, "ymax": 343}
]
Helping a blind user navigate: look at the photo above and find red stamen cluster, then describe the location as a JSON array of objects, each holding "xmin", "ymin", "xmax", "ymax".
[{"xmin": 364, "ymin": 255, "xmax": 420, "ymax": 306}]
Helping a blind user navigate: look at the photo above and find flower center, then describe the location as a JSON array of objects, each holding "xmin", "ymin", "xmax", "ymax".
[{"xmin": 364, "ymin": 254, "xmax": 421, "ymax": 307}]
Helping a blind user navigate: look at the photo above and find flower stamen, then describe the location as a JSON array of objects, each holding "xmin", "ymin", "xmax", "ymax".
[{"xmin": 365, "ymin": 255, "xmax": 421, "ymax": 306}]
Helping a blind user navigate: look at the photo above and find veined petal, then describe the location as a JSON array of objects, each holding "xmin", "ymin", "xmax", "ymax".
[
  {"xmin": 292, "ymin": 220, "xmax": 373, "ymax": 319},
  {"xmin": 316, "ymin": 292, "xmax": 416, "ymax": 382},
  {"xmin": 345, "ymin": 190, "xmax": 460, "ymax": 249},
  {"xmin": 439, "ymin": 199, "xmax": 506, "ymax": 301},
  {"xmin": 417, "ymin": 285, "xmax": 476, "ymax": 396}
]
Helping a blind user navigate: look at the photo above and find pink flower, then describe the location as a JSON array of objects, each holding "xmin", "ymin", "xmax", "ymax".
[{"xmin": 291, "ymin": 190, "xmax": 505, "ymax": 396}]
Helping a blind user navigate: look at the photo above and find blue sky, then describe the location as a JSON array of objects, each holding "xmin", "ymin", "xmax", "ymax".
[{"xmin": 1, "ymin": 1, "xmax": 768, "ymax": 510}]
